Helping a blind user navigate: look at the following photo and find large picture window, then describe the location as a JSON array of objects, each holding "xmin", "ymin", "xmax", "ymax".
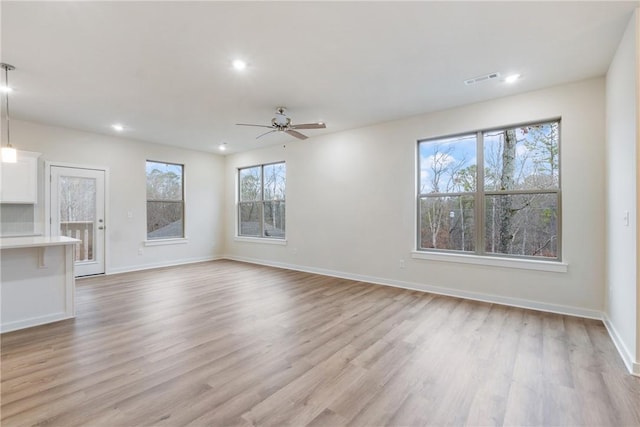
[
  {"xmin": 146, "ymin": 161, "xmax": 184, "ymax": 240},
  {"xmin": 418, "ymin": 120, "xmax": 560, "ymax": 260},
  {"xmin": 238, "ymin": 162, "xmax": 286, "ymax": 239}
]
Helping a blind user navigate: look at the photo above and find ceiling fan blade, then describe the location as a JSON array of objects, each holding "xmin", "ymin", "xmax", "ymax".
[
  {"xmin": 290, "ymin": 122, "xmax": 326, "ymax": 130},
  {"xmin": 236, "ymin": 123, "xmax": 274, "ymax": 129},
  {"xmin": 285, "ymin": 129, "xmax": 308, "ymax": 140},
  {"xmin": 256, "ymin": 130, "xmax": 277, "ymax": 139}
]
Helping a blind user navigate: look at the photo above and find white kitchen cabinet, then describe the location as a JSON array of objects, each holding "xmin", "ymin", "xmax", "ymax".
[{"xmin": 0, "ymin": 151, "xmax": 41, "ymax": 204}]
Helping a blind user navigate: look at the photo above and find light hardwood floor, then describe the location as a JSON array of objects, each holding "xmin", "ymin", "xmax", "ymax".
[{"xmin": 2, "ymin": 260, "xmax": 639, "ymax": 426}]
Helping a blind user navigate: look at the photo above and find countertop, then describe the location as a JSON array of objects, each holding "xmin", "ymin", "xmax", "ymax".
[{"xmin": 0, "ymin": 236, "xmax": 80, "ymax": 250}]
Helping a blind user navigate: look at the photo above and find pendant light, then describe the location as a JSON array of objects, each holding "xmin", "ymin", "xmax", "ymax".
[{"xmin": 1, "ymin": 63, "xmax": 17, "ymax": 163}]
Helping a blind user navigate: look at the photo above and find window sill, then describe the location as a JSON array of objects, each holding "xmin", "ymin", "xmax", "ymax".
[
  {"xmin": 411, "ymin": 251, "xmax": 568, "ymax": 273},
  {"xmin": 144, "ymin": 238, "xmax": 188, "ymax": 247},
  {"xmin": 234, "ymin": 236, "xmax": 287, "ymax": 245}
]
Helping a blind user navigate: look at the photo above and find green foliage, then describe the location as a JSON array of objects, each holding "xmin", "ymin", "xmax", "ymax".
[
  {"xmin": 146, "ymin": 166, "xmax": 182, "ymax": 201},
  {"xmin": 455, "ymin": 165, "xmax": 477, "ymax": 192},
  {"xmin": 240, "ymin": 168, "xmax": 261, "ymax": 201}
]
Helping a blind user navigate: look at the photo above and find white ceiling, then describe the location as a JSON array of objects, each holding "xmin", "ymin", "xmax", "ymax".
[{"xmin": 1, "ymin": 1, "xmax": 638, "ymax": 155}]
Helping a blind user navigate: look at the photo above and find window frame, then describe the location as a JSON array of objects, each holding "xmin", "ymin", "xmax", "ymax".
[
  {"xmin": 145, "ymin": 160, "xmax": 185, "ymax": 242},
  {"xmin": 237, "ymin": 161, "xmax": 286, "ymax": 240},
  {"xmin": 416, "ymin": 118, "xmax": 562, "ymax": 262}
]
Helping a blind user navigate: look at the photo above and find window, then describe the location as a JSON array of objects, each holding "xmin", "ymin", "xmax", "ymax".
[
  {"xmin": 238, "ymin": 162, "xmax": 286, "ymax": 239},
  {"xmin": 417, "ymin": 120, "xmax": 560, "ymax": 260},
  {"xmin": 146, "ymin": 161, "xmax": 184, "ymax": 240}
]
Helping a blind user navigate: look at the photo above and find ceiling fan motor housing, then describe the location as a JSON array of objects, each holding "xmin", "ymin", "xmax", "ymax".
[{"xmin": 272, "ymin": 109, "xmax": 291, "ymax": 129}]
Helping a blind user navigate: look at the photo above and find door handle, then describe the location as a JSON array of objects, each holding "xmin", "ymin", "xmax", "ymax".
[{"xmin": 98, "ymin": 226, "xmax": 105, "ymax": 230}]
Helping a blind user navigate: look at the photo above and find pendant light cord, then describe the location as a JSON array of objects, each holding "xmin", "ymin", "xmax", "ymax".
[{"xmin": 4, "ymin": 65, "xmax": 11, "ymax": 148}]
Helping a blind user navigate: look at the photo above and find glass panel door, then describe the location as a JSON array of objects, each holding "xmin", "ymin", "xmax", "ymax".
[
  {"xmin": 50, "ymin": 166, "xmax": 105, "ymax": 277},
  {"xmin": 59, "ymin": 176, "xmax": 96, "ymax": 262}
]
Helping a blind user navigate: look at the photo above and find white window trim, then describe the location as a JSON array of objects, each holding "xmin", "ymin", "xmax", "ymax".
[
  {"xmin": 237, "ymin": 161, "xmax": 286, "ymax": 240},
  {"xmin": 411, "ymin": 250, "xmax": 568, "ymax": 273},
  {"xmin": 144, "ymin": 237, "xmax": 189, "ymax": 247},
  {"xmin": 416, "ymin": 119, "xmax": 562, "ymax": 262},
  {"xmin": 234, "ymin": 236, "xmax": 287, "ymax": 245},
  {"xmin": 146, "ymin": 160, "xmax": 186, "ymax": 241}
]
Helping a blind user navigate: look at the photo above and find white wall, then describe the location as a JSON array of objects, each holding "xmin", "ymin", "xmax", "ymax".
[
  {"xmin": 225, "ymin": 78, "xmax": 606, "ymax": 318},
  {"xmin": 4, "ymin": 61, "xmax": 632, "ymax": 369},
  {"xmin": 605, "ymin": 9, "xmax": 639, "ymax": 375},
  {"xmin": 10, "ymin": 119, "xmax": 226, "ymax": 273}
]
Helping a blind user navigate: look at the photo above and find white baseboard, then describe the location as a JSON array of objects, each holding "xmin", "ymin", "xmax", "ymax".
[
  {"xmin": 104, "ymin": 255, "xmax": 222, "ymax": 276},
  {"xmin": 224, "ymin": 255, "xmax": 602, "ymax": 320},
  {"xmin": 1, "ymin": 312, "xmax": 73, "ymax": 333},
  {"xmin": 603, "ymin": 315, "xmax": 640, "ymax": 377}
]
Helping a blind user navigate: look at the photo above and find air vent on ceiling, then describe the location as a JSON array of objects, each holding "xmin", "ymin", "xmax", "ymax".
[{"xmin": 464, "ymin": 72, "xmax": 500, "ymax": 86}]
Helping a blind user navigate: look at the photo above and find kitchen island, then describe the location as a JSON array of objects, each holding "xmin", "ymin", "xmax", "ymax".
[{"xmin": 1, "ymin": 236, "xmax": 79, "ymax": 333}]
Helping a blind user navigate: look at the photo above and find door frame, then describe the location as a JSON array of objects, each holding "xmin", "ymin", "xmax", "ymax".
[{"xmin": 45, "ymin": 161, "xmax": 110, "ymax": 275}]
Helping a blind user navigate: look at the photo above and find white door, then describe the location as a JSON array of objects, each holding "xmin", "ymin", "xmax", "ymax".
[{"xmin": 50, "ymin": 166, "xmax": 106, "ymax": 276}]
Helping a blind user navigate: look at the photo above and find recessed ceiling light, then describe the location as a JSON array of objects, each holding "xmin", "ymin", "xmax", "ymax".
[
  {"xmin": 232, "ymin": 59, "xmax": 247, "ymax": 71},
  {"xmin": 505, "ymin": 74, "xmax": 521, "ymax": 84},
  {"xmin": 0, "ymin": 85, "xmax": 13, "ymax": 93},
  {"xmin": 219, "ymin": 143, "xmax": 227, "ymax": 151},
  {"xmin": 111, "ymin": 123, "xmax": 124, "ymax": 132}
]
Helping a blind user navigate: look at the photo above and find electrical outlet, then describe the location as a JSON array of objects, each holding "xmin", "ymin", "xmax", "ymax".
[
  {"xmin": 399, "ymin": 259, "xmax": 405, "ymax": 268},
  {"xmin": 138, "ymin": 248, "xmax": 143, "ymax": 256}
]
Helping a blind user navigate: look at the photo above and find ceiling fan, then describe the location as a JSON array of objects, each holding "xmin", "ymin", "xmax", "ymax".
[{"xmin": 236, "ymin": 107, "xmax": 326, "ymax": 140}]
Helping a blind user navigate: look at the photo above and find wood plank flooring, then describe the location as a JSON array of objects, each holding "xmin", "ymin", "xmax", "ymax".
[{"xmin": 1, "ymin": 259, "xmax": 639, "ymax": 426}]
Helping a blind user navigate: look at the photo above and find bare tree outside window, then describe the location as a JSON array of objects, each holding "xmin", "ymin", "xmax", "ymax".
[
  {"xmin": 418, "ymin": 134, "xmax": 476, "ymax": 252},
  {"xmin": 238, "ymin": 162, "xmax": 286, "ymax": 239},
  {"xmin": 146, "ymin": 161, "xmax": 184, "ymax": 240},
  {"xmin": 418, "ymin": 120, "xmax": 560, "ymax": 260},
  {"xmin": 59, "ymin": 176, "xmax": 96, "ymax": 260}
]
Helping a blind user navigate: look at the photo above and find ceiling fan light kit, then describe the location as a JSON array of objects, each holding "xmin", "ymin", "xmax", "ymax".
[{"xmin": 237, "ymin": 107, "xmax": 326, "ymax": 140}]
